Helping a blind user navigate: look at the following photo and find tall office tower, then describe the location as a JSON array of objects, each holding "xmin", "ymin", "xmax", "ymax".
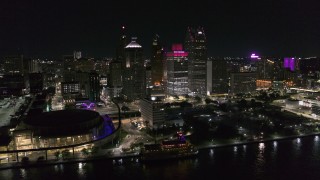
[
  {"xmin": 207, "ymin": 58, "xmax": 229, "ymax": 95},
  {"xmin": 116, "ymin": 26, "xmax": 127, "ymax": 64},
  {"xmin": 151, "ymin": 34, "xmax": 164, "ymax": 86},
  {"xmin": 3, "ymin": 55, "xmax": 24, "ymax": 74},
  {"xmin": 166, "ymin": 44, "xmax": 189, "ymax": 96},
  {"xmin": 185, "ymin": 27, "xmax": 207, "ymax": 96},
  {"xmin": 283, "ymin": 57, "xmax": 296, "ymax": 72},
  {"xmin": 89, "ymin": 71, "xmax": 100, "ymax": 102},
  {"xmin": 29, "ymin": 72, "xmax": 43, "ymax": 94},
  {"xmin": 122, "ymin": 37, "xmax": 145, "ymax": 100},
  {"xmin": 106, "ymin": 60, "xmax": 122, "ymax": 99},
  {"xmin": 109, "ymin": 60, "xmax": 122, "ymax": 87}
]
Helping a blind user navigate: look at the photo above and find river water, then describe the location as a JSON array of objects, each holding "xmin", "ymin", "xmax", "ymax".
[{"xmin": 1, "ymin": 136, "xmax": 320, "ymax": 180}]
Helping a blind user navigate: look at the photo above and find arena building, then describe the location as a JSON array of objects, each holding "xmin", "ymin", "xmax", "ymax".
[{"xmin": 0, "ymin": 109, "xmax": 120, "ymax": 163}]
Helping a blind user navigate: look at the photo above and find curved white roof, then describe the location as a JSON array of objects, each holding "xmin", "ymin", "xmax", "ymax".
[
  {"xmin": 125, "ymin": 37, "xmax": 142, "ymax": 48},
  {"xmin": 125, "ymin": 41, "xmax": 142, "ymax": 48}
]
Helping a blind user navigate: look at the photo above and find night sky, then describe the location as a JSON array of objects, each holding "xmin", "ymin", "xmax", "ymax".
[{"xmin": 0, "ymin": 0, "xmax": 319, "ymax": 59}]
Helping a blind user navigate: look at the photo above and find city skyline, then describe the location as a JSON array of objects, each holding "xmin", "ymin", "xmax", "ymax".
[{"xmin": 1, "ymin": 0, "xmax": 319, "ymax": 59}]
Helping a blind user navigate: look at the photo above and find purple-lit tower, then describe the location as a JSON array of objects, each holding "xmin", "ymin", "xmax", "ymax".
[{"xmin": 284, "ymin": 57, "xmax": 295, "ymax": 71}]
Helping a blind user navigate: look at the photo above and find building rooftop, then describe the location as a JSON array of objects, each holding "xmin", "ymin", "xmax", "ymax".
[
  {"xmin": 24, "ymin": 109, "xmax": 100, "ymax": 127},
  {"xmin": 125, "ymin": 37, "xmax": 142, "ymax": 48}
]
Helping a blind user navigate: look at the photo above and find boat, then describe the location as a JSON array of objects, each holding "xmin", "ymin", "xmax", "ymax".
[{"xmin": 140, "ymin": 132, "xmax": 198, "ymax": 161}]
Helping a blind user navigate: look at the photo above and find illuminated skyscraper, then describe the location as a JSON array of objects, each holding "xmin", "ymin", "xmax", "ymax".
[
  {"xmin": 166, "ymin": 44, "xmax": 189, "ymax": 96},
  {"xmin": 117, "ymin": 26, "xmax": 127, "ymax": 66},
  {"xmin": 151, "ymin": 34, "xmax": 164, "ymax": 86},
  {"xmin": 185, "ymin": 27, "xmax": 207, "ymax": 96},
  {"xmin": 122, "ymin": 37, "xmax": 145, "ymax": 100}
]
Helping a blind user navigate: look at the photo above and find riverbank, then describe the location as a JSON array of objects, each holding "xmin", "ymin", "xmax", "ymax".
[{"xmin": 1, "ymin": 132, "xmax": 320, "ymax": 170}]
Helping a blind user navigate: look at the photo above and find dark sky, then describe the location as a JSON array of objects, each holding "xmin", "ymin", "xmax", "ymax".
[{"xmin": 0, "ymin": 0, "xmax": 319, "ymax": 59}]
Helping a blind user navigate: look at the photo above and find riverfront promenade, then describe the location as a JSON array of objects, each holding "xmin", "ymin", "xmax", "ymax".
[{"xmin": 1, "ymin": 131, "xmax": 320, "ymax": 170}]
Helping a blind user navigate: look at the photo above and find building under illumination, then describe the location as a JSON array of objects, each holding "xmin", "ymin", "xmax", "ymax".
[
  {"xmin": 166, "ymin": 44, "xmax": 189, "ymax": 96},
  {"xmin": 122, "ymin": 37, "xmax": 146, "ymax": 100},
  {"xmin": 151, "ymin": 34, "xmax": 164, "ymax": 86},
  {"xmin": 185, "ymin": 27, "xmax": 207, "ymax": 96},
  {"xmin": 140, "ymin": 97, "xmax": 165, "ymax": 129}
]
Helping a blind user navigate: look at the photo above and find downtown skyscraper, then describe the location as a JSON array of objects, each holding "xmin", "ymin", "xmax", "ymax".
[
  {"xmin": 166, "ymin": 44, "xmax": 189, "ymax": 96},
  {"xmin": 185, "ymin": 27, "xmax": 207, "ymax": 96},
  {"xmin": 122, "ymin": 37, "xmax": 145, "ymax": 100},
  {"xmin": 150, "ymin": 34, "xmax": 164, "ymax": 86}
]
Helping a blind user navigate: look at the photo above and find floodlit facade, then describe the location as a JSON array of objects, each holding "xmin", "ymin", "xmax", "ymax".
[
  {"xmin": 166, "ymin": 44, "xmax": 189, "ymax": 96},
  {"xmin": 122, "ymin": 37, "xmax": 146, "ymax": 100},
  {"xmin": 140, "ymin": 98, "xmax": 165, "ymax": 129},
  {"xmin": 185, "ymin": 27, "xmax": 207, "ymax": 96}
]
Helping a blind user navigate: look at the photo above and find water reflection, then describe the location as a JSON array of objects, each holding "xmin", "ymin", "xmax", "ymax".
[
  {"xmin": 255, "ymin": 142, "xmax": 266, "ymax": 177},
  {"xmin": 78, "ymin": 163, "xmax": 86, "ymax": 177},
  {"xmin": 209, "ymin": 149, "xmax": 214, "ymax": 158},
  {"xmin": 78, "ymin": 162, "xmax": 83, "ymax": 169},
  {"xmin": 233, "ymin": 146, "xmax": 237, "ymax": 153},
  {"xmin": 273, "ymin": 141, "xmax": 277, "ymax": 148},
  {"xmin": 3, "ymin": 136, "xmax": 320, "ymax": 179},
  {"xmin": 19, "ymin": 169, "xmax": 26, "ymax": 178},
  {"xmin": 259, "ymin": 143, "xmax": 265, "ymax": 151},
  {"xmin": 297, "ymin": 138, "xmax": 301, "ymax": 144}
]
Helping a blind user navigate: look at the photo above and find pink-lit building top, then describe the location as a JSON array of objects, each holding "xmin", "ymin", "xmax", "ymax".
[{"xmin": 166, "ymin": 44, "xmax": 189, "ymax": 57}]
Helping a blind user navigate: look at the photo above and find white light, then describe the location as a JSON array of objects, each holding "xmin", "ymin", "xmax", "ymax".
[
  {"xmin": 209, "ymin": 149, "xmax": 214, "ymax": 157},
  {"xmin": 259, "ymin": 143, "xmax": 265, "ymax": 151},
  {"xmin": 273, "ymin": 141, "xmax": 277, "ymax": 147}
]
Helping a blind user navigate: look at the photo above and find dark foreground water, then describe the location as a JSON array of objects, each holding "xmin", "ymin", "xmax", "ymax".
[{"xmin": 1, "ymin": 136, "xmax": 320, "ymax": 180}]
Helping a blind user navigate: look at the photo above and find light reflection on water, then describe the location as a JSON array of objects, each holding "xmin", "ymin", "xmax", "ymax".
[
  {"xmin": 2, "ymin": 136, "xmax": 320, "ymax": 180},
  {"xmin": 209, "ymin": 149, "xmax": 214, "ymax": 158},
  {"xmin": 273, "ymin": 141, "xmax": 277, "ymax": 148}
]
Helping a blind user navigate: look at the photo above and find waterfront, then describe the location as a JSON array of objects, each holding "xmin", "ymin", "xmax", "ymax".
[{"xmin": 1, "ymin": 136, "xmax": 320, "ymax": 180}]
